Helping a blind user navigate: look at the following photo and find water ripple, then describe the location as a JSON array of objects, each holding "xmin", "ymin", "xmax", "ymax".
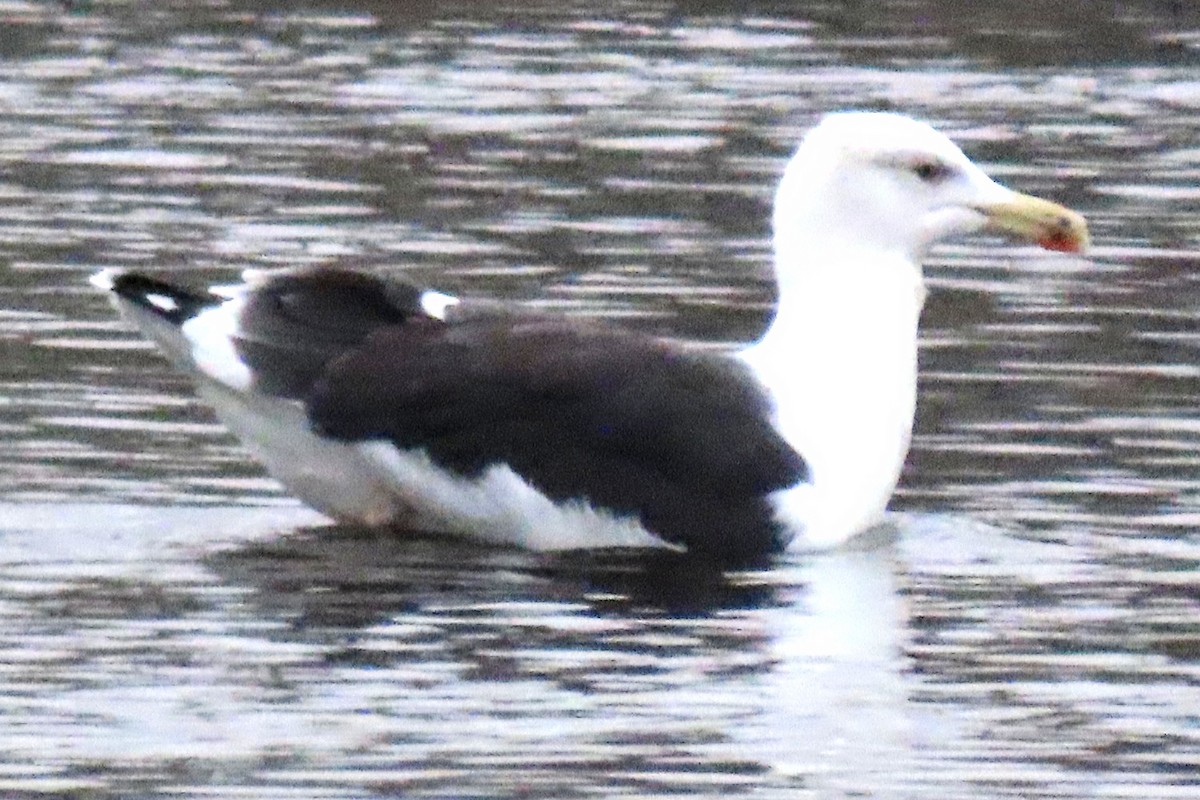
[{"xmin": 1, "ymin": 0, "xmax": 1199, "ymax": 797}]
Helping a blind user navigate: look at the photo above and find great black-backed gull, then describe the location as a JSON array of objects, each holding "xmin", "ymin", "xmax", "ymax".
[{"xmin": 93, "ymin": 112, "xmax": 1088, "ymax": 561}]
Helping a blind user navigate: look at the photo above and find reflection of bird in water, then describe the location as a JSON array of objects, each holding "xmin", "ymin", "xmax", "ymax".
[
  {"xmin": 210, "ymin": 524, "xmax": 781, "ymax": 631},
  {"xmin": 743, "ymin": 547, "xmax": 911, "ymax": 789},
  {"xmin": 94, "ymin": 112, "xmax": 1088, "ymax": 561}
]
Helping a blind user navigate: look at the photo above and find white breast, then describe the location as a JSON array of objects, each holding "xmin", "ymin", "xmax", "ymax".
[{"xmin": 739, "ymin": 253, "xmax": 925, "ymax": 549}]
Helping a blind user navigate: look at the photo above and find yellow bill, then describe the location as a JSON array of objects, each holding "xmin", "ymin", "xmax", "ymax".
[{"xmin": 979, "ymin": 192, "xmax": 1090, "ymax": 253}]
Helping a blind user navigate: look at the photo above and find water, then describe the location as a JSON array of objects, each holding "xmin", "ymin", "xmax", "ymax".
[{"xmin": 1, "ymin": 0, "xmax": 1199, "ymax": 797}]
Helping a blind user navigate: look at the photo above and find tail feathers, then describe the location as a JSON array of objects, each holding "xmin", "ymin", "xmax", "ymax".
[
  {"xmin": 92, "ymin": 269, "xmax": 220, "ymax": 325},
  {"xmin": 91, "ymin": 265, "xmax": 456, "ymax": 398}
]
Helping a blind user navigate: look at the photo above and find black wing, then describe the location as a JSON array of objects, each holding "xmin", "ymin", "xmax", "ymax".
[
  {"xmin": 306, "ymin": 314, "xmax": 807, "ymax": 559},
  {"xmin": 231, "ymin": 266, "xmax": 532, "ymax": 399},
  {"xmin": 232, "ymin": 267, "xmax": 432, "ymax": 398}
]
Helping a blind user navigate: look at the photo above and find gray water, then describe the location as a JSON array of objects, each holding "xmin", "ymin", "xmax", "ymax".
[{"xmin": 1, "ymin": 0, "xmax": 1199, "ymax": 797}]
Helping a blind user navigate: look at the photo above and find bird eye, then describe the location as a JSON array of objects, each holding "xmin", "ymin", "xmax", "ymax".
[{"xmin": 912, "ymin": 160, "xmax": 951, "ymax": 183}]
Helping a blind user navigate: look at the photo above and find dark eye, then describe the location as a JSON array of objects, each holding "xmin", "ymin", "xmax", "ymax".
[{"xmin": 913, "ymin": 160, "xmax": 952, "ymax": 183}]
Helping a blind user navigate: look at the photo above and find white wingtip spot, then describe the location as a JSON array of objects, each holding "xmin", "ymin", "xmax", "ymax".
[
  {"xmin": 144, "ymin": 292, "xmax": 180, "ymax": 313},
  {"xmin": 90, "ymin": 268, "xmax": 122, "ymax": 291},
  {"xmin": 419, "ymin": 290, "xmax": 460, "ymax": 320}
]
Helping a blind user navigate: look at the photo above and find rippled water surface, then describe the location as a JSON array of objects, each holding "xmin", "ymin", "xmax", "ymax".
[{"xmin": 1, "ymin": 0, "xmax": 1199, "ymax": 797}]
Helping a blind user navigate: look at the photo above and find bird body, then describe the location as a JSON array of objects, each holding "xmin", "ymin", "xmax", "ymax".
[{"xmin": 94, "ymin": 112, "xmax": 1089, "ymax": 560}]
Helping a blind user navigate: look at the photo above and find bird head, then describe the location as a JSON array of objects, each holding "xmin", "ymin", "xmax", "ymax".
[{"xmin": 774, "ymin": 112, "xmax": 1089, "ymax": 263}]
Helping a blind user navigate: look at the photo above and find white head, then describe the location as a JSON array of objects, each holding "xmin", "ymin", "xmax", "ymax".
[
  {"xmin": 773, "ymin": 111, "xmax": 1088, "ymax": 266},
  {"xmin": 748, "ymin": 112, "xmax": 1089, "ymax": 551}
]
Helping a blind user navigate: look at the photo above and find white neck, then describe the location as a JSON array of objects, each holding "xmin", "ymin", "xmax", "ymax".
[{"xmin": 738, "ymin": 238, "xmax": 927, "ymax": 549}]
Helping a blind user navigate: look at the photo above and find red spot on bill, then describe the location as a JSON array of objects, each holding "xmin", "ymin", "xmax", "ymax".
[{"xmin": 1039, "ymin": 230, "xmax": 1084, "ymax": 253}]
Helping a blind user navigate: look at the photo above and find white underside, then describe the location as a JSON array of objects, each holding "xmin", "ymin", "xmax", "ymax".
[
  {"xmin": 357, "ymin": 441, "xmax": 675, "ymax": 551},
  {"xmin": 198, "ymin": 382, "xmax": 675, "ymax": 552}
]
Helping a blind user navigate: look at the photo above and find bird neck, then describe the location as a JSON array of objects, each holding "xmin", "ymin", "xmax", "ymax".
[
  {"xmin": 756, "ymin": 239, "xmax": 926, "ymax": 353},
  {"xmin": 736, "ymin": 243, "xmax": 928, "ymax": 548}
]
